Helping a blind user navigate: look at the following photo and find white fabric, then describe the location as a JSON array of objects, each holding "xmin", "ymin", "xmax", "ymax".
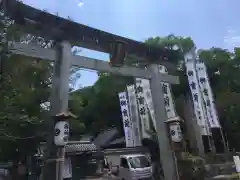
[
  {"xmin": 118, "ymin": 92, "xmax": 135, "ymax": 147},
  {"xmin": 158, "ymin": 65, "xmax": 179, "ymax": 120},
  {"xmin": 135, "ymin": 79, "xmax": 152, "ymax": 139},
  {"xmin": 63, "ymin": 157, "xmax": 72, "ymax": 179},
  {"xmin": 196, "ymin": 61, "xmax": 220, "ymax": 128},
  {"xmin": 233, "ymin": 156, "xmax": 240, "ymax": 173},
  {"xmin": 184, "ymin": 54, "xmax": 210, "ymax": 135},
  {"xmin": 138, "ymin": 78, "xmax": 157, "ymax": 131},
  {"xmin": 126, "ymin": 85, "xmax": 142, "ymax": 146}
]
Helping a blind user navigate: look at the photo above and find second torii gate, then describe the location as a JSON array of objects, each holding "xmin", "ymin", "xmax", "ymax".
[
  {"xmin": 11, "ymin": 41, "xmax": 179, "ymax": 180},
  {"xmin": 2, "ymin": 1, "xmax": 180, "ymax": 180}
]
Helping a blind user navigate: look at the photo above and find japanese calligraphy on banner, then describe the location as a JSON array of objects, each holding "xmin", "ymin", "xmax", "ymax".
[
  {"xmin": 196, "ymin": 60, "xmax": 220, "ymax": 128},
  {"xmin": 126, "ymin": 85, "xmax": 142, "ymax": 146},
  {"xmin": 118, "ymin": 92, "xmax": 134, "ymax": 147},
  {"xmin": 169, "ymin": 122, "xmax": 183, "ymax": 142},
  {"xmin": 184, "ymin": 53, "xmax": 210, "ymax": 135},
  {"xmin": 136, "ymin": 78, "xmax": 157, "ymax": 131},
  {"xmin": 135, "ymin": 80, "xmax": 151, "ymax": 139},
  {"xmin": 158, "ymin": 65, "xmax": 178, "ymax": 120},
  {"xmin": 135, "ymin": 65, "xmax": 179, "ymax": 131}
]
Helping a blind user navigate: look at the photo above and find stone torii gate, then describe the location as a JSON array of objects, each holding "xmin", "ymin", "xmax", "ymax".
[{"xmin": 1, "ymin": 1, "xmax": 180, "ymax": 180}]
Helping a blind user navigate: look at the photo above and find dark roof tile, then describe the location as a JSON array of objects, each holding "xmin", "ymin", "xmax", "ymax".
[
  {"xmin": 93, "ymin": 128, "xmax": 119, "ymax": 148},
  {"xmin": 65, "ymin": 143, "xmax": 97, "ymax": 153}
]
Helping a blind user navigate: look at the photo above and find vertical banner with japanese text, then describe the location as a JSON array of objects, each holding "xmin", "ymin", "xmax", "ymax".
[
  {"xmin": 127, "ymin": 85, "xmax": 142, "ymax": 146},
  {"xmin": 118, "ymin": 92, "xmax": 134, "ymax": 147},
  {"xmin": 137, "ymin": 78, "xmax": 157, "ymax": 131},
  {"xmin": 196, "ymin": 60, "xmax": 220, "ymax": 128},
  {"xmin": 184, "ymin": 53, "xmax": 210, "ymax": 135},
  {"xmin": 159, "ymin": 65, "xmax": 183, "ymax": 142},
  {"xmin": 135, "ymin": 79, "xmax": 151, "ymax": 139},
  {"xmin": 158, "ymin": 65, "xmax": 178, "ymax": 120}
]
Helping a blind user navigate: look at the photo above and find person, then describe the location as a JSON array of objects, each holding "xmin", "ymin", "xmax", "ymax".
[{"xmin": 104, "ymin": 157, "xmax": 109, "ymax": 169}]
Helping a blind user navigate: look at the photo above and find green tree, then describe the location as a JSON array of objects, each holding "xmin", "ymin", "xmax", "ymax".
[
  {"xmin": 199, "ymin": 48, "xmax": 240, "ymax": 150},
  {"xmin": 146, "ymin": 35, "xmax": 240, "ymax": 150},
  {"xmin": 0, "ymin": 13, "xmax": 81, "ymax": 160},
  {"xmin": 69, "ymin": 73, "xmax": 134, "ymax": 135}
]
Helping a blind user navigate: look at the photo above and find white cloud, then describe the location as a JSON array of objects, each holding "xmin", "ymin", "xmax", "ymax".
[
  {"xmin": 76, "ymin": 0, "xmax": 84, "ymax": 7},
  {"xmin": 224, "ymin": 28, "xmax": 240, "ymax": 50}
]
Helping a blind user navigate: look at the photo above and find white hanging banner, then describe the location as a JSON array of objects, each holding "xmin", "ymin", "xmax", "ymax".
[
  {"xmin": 126, "ymin": 85, "xmax": 142, "ymax": 146},
  {"xmin": 135, "ymin": 80, "xmax": 151, "ymax": 139},
  {"xmin": 196, "ymin": 60, "xmax": 220, "ymax": 128},
  {"xmin": 158, "ymin": 65, "xmax": 183, "ymax": 142},
  {"xmin": 136, "ymin": 78, "xmax": 157, "ymax": 131},
  {"xmin": 184, "ymin": 53, "xmax": 210, "ymax": 135},
  {"xmin": 135, "ymin": 65, "xmax": 180, "ymax": 133},
  {"xmin": 158, "ymin": 65, "xmax": 179, "ymax": 120},
  {"xmin": 233, "ymin": 156, "xmax": 240, "ymax": 174},
  {"xmin": 63, "ymin": 157, "xmax": 72, "ymax": 179},
  {"xmin": 118, "ymin": 92, "xmax": 134, "ymax": 147}
]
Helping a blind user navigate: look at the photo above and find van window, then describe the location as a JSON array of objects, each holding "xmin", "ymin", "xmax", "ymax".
[
  {"xmin": 128, "ymin": 156, "xmax": 150, "ymax": 168},
  {"xmin": 120, "ymin": 158, "xmax": 129, "ymax": 168}
]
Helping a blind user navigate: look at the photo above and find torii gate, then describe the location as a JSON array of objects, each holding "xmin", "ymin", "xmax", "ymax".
[{"xmin": 1, "ymin": 1, "xmax": 180, "ymax": 180}]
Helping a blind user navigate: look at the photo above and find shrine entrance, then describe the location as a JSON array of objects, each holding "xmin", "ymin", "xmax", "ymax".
[{"xmin": 1, "ymin": 1, "xmax": 181, "ymax": 180}]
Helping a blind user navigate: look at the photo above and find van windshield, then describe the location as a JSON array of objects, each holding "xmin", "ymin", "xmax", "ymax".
[{"xmin": 128, "ymin": 156, "xmax": 150, "ymax": 169}]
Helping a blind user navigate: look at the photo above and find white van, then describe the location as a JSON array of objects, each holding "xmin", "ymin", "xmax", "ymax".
[{"xmin": 118, "ymin": 154, "xmax": 153, "ymax": 180}]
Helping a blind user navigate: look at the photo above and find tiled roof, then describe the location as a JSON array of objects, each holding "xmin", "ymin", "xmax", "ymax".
[
  {"xmin": 93, "ymin": 128, "xmax": 119, "ymax": 148},
  {"xmin": 108, "ymin": 137, "xmax": 125, "ymax": 145},
  {"xmin": 79, "ymin": 135, "xmax": 94, "ymax": 142},
  {"xmin": 65, "ymin": 143, "xmax": 97, "ymax": 153}
]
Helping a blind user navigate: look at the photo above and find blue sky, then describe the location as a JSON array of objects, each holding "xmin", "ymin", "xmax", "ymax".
[{"xmin": 22, "ymin": 0, "xmax": 240, "ymax": 88}]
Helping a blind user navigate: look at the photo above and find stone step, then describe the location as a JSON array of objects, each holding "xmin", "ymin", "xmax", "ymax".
[
  {"xmin": 205, "ymin": 153, "xmax": 233, "ymax": 164},
  {"xmin": 205, "ymin": 162, "xmax": 237, "ymax": 179},
  {"xmin": 205, "ymin": 173, "xmax": 240, "ymax": 180}
]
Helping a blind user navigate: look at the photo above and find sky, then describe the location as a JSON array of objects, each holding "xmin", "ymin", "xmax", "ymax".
[{"xmin": 22, "ymin": 0, "xmax": 240, "ymax": 88}]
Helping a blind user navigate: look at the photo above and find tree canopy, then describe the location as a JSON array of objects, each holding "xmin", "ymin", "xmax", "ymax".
[{"xmin": 0, "ymin": 13, "xmax": 79, "ymax": 160}]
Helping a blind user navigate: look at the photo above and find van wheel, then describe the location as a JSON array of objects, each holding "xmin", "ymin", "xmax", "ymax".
[{"xmin": 122, "ymin": 179, "xmax": 125, "ymax": 180}]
